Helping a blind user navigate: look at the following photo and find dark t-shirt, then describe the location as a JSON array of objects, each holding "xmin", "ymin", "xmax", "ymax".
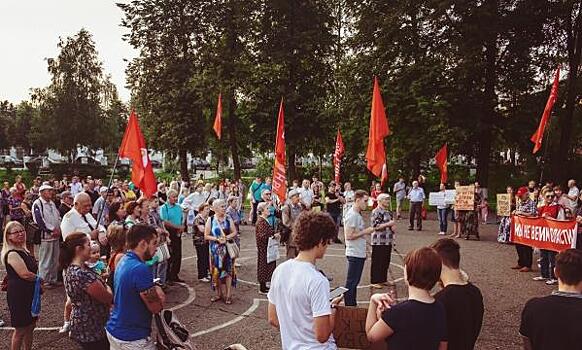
[
  {"xmin": 434, "ymin": 283, "xmax": 484, "ymax": 350},
  {"xmin": 382, "ymin": 299, "xmax": 447, "ymax": 350},
  {"xmin": 520, "ymin": 293, "xmax": 582, "ymax": 350},
  {"xmin": 326, "ymin": 192, "xmax": 341, "ymax": 215}
]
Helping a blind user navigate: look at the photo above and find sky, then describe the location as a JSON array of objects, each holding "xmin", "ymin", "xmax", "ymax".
[{"xmin": 0, "ymin": 0, "xmax": 136, "ymax": 103}]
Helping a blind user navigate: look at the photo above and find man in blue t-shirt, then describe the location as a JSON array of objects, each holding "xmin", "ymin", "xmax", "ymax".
[
  {"xmin": 106, "ymin": 224, "xmax": 165, "ymax": 349},
  {"xmin": 160, "ymin": 189, "xmax": 185, "ymax": 283},
  {"xmin": 249, "ymin": 176, "xmax": 264, "ymax": 225}
]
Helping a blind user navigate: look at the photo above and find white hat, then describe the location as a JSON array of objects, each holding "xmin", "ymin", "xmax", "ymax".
[
  {"xmin": 288, "ymin": 189, "xmax": 299, "ymax": 198},
  {"xmin": 39, "ymin": 184, "xmax": 54, "ymax": 192},
  {"xmin": 99, "ymin": 187, "xmax": 109, "ymax": 193}
]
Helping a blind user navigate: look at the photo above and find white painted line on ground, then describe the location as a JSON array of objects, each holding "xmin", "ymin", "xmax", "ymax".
[
  {"xmin": 169, "ymin": 282, "xmax": 197, "ymax": 312},
  {"xmin": 190, "ymin": 298, "xmax": 268, "ymax": 338},
  {"xmin": 0, "ymin": 326, "xmax": 60, "ymax": 331}
]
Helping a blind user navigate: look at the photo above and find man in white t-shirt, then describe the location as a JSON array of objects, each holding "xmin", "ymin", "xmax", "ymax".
[
  {"xmin": 268, "ymin": 211, "xmax": 342, "ymax": 350},
  {"xmin": 566, "ymin": 179, "xmax": 579, "ymax": 213},
  {"xmin": 299, "ymin": 179, "xmax": 314, "ymax": 210},
  {"xmin": 343, "ymin": 190, "xmax": 375, "ymax": 306}
]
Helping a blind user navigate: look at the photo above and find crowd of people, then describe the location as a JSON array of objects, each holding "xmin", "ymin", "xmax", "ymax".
[{"xmin": 1, "ymin": 173, "xmax": 581, "ymax": 350}]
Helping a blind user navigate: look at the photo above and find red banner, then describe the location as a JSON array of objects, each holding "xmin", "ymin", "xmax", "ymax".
[
  {"xmin": 272, "ymin": 98, "xmax": 287, "ymax": 201},
  {"xmin": 333, "ymin": 129, "xmax": 345, "ymax": 184},
  {"xmin": 510, "ymin": 215, "xmax": 578, "ymax": 252}
]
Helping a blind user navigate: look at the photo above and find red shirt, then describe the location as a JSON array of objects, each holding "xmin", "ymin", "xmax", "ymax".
[{"xmin": 538, "ymin": 204, "xmax": 559, "ymax": 219}]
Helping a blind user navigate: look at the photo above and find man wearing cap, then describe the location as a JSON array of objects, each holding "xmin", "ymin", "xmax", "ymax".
[
  {"xmin": 60, "ymin": 192, "xmax": 106, "ymax": 242},
  {"xmin": 32, "ymin": 184, "xmax": 62, "ymax": 287},
  {"xmin": 370, "ymin": 193, "xmax": 396, "ymax": 288},
  {"xmin": 92, "ymin": 187, "xmax": 112, "ymax": 226},
  {"xmin": 512, "ymin": 186, "xmax": 538, "ymax": 272},
  {"xmin": 282, "ymin": 189, "xmax": 303, "ymax": 258}
]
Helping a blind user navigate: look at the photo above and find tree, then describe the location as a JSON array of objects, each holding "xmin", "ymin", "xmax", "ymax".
[
  {"xmin": 119, "ymin": 0, "xmax": 211, "ymax": 180},
  {"xmin": 30, "ymin": 29, "xmax": 123, "ymax": 159}
]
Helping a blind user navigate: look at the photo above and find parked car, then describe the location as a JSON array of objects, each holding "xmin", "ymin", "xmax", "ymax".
[
  {"xmin": 151, "ymin": 159, "xmax": 162, "ymax": 169},
  {"xmin": 0, "ymin": 155, "xmax": 24, "ymax": 168},
  {"xmin": 191, "ymin": 158, "xmax": 211, "ymax": 170},
  {"xmin": 241, "ymin": 158, "xmax": 256, "ymax": 169}
]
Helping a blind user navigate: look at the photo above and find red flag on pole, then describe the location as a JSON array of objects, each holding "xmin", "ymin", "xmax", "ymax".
[
  {"xmin": 272, "ymin": 98, "xmax": 287, "ymax": 201},
  {"xmin": 435, "ymin": 144, "xmax": 448, "ymax": 184},
  {"xmin": 366, "ymin": 76, "xmax": 390, "ymax": 178},
  {"xmin": 333, "ymin": 129, "xmax": 345, "ymax": 184},
  {"xmin": 531, "ymin": 67, "xmax": 560, "ymax": 154},
  {"xmin": 213, "ymin": 93, "xmax": 222, "ymax": 139},
  {"xmin": 119, "ymin": 110, "xmax": 157, "ymax": 197}
]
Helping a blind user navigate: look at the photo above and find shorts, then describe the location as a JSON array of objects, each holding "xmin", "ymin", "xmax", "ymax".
[{"xmin": 106, "ymin": 331, "xmax": 156, "ymax": 350}]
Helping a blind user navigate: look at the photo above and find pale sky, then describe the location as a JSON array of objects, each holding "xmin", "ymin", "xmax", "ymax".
[{"xmin": 0, "ymin": 0, "xmax": 136, "ymax": 103}]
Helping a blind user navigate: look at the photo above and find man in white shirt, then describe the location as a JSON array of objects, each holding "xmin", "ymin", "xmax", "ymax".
[
  {"xmin": 268, "ymin": 211, "xmax": 342, "ymax": 350},
  {"xmin": 393, "ymin": 177, "xmax": 406, "ymax": 219},
  {"xmin": 566, "ymin": 179, "xmax": 579, "ymax": 213},
  {"xmin": 343, "ymin": 190, "xmax": 375, "ymax": 306},
  {"xmin": 299, "ymin": 179, "xmax": 314, "ymax": 210},
  {"xmin": 33, "ymin": 184, "xmax": 62, "ymax": 287},
  {"xmin": 61, "ymin": 192, "xmax": 106, "ymax": 243},
  {"xmin": 342, "ymin": 182, "xmax": 355, "ymax": 219},
  {"xmin": 407, "ymin": 180, "xmax": 426, "ymax": 231},
  {"xmin": 69, "ymin": 176, "xmax": 83, "ymax": 196},
  {"xmin": 182, "ymin": 183, "xmax": 206, "ymax": 215}
]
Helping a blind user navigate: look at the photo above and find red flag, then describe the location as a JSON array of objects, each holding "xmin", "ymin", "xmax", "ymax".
[
  {"xmin": 366, "ymin": 76, "xmax": 390, "ymax": 177},
  {"xmin": 119, "ymin": 110, "xmax": 157, "ymax": 197},
  {"xmin": 213, "ymin": 93, "xmax": 222, "ymax": 139},
  {"xmin": 272, "ymin": 99, "xmax": 287, "ymax": 201},
  {"xmin": 333, "ymin": 129, "xmax": 345, "ymax": 184},
  {"xmin": 531, "ymin": 67, "xmax": 560, "ymax": 154},
  {"xmin": 435, "ymin": 144, "xmax": 448, "ymax": 184}
]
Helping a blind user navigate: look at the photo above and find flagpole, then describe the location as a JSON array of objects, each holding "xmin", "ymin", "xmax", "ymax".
[
  {"xmin": 96, "ymin": 153, "xmax": 119, "ymax": 226},
  {"xmin": 538, "ymin": 120, "xmax": 552, "ymax": 185}
]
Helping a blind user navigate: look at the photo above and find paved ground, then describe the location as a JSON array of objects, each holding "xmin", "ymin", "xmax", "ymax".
[{"xmin": 0, "ymin": 213, "xmax": 552, "ymax": 349}]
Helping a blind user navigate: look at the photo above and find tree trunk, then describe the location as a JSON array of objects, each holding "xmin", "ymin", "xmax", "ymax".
[
  {"xmin": 226, "ymin": 92, "xmax": 241, "ymax": 179},
  {"xmin": 552, "ymin": 5, "xmax": 581, "ymax": 183},
  {"xmin": 476, "ymin": 0, "xmax": 499, "ymax": 188},
  {"xmin": 179, "ymin": 148, "xmax": 189, "ymax": 182},
  {"xmin": 224, "ymin": 3, "xmax": 241, "ymax": 180},
  {"xmin": 288, "ymin": 149, "xmax": 297, "ymax": 183}
]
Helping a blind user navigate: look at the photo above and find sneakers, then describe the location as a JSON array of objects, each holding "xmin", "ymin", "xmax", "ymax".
[
  {"xmin": 545, "ymin": 279, "xmax": 558, "ymax": 285},
  {"xmin": 59, "ymin": 321, "xmax": 71, "ymax": 334},
  {"xmin": 199, "ymin": 277, "xmax": 210, "ymax": 283},
  {"xmin": 235, "ymin": 262, "xmax": 242, "ymax": 267},
  {"xmin": 438, "ymin": 232, "xmax": 446, "ymax": 236},
  {"xmin": 532, "ymin": 276, "xmax": 546, "ymax": 281}
]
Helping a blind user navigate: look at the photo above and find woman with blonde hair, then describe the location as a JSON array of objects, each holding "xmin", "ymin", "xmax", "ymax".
[
  {"xmin": 205, "ymin": 199, "xmax": 238, "ymax": 304},
  {"xmin": 1, "ymin": 221, "xmax": 39, "ymax": 350}
]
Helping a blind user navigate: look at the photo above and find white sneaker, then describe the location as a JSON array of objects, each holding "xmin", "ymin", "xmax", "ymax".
[
  {"xmin": 235, "ymin": 262, "xmax": 242, "ymax": 267},
  {"xmin": 532, "ymin": 276, "xmax": 546, "ymax": 281},
  {"xmin": 59, "ymin": 321, "xmax": 70, "ymax": 334},
  {"xmin": 438, "ymin": 232, "xmax": 446, "ymax": 235},
  {"xmin": 545, "ymin": 279, "xmax": 558, "ymax": 285},
  {"xmin": 199, "ymin": 277, "xmax": 210, "ymax": 283}
]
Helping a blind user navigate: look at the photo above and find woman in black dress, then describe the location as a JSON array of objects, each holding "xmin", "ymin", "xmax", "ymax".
[
  {"xmin": 255, "ymin": 202, "xmax": 279, "ymax": 294},
  {"xmin": 1, "ymin": 221, "xmax": 39, "ymax": 350}
]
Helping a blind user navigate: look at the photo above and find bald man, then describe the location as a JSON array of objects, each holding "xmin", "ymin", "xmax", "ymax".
[{"xmin": 60, "ymin": 192, "xmax": 106, "ymax": 241}]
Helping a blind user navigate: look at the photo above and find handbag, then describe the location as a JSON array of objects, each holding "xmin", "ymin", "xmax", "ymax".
[
  {"xmin": 215, "ymin": 216, "xmax": 240, "ymax": 259},
  {"xmin": 154, "ymin": 242, "xmax": 171, "ymax": 263},
  {"xmin": 267, "ymin": 236, "xmax": 280, "ymax": 264}
]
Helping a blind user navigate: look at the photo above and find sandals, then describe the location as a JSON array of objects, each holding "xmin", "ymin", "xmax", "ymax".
[
  {"xmin": 211, "ymin": 295, "xmax": 222, "ymax": 303},
  {"xmin": 225, "ymin": 298, "xmax": 232, "ymax": 305}
]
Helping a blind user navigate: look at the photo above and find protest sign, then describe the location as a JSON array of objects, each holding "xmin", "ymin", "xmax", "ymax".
[
  {"xmin": 510, "ymin": 215, "xmax": 578, "ymax": 252},
  {"xmin": 333, "ymin": 306, "xmax": 369, "ymax": 349},
  {"xmin": 496, "ymin": 194, "xmax": 511, "ymax": 217},
  {"xmin": 444, "ymin": 190, "xmax": 456, "ymax": 205},
  {"xmin": 455, "ymin": 185, "xmax": 475, "ymax": 210},
  {"xmin": 428, "ymin": 192, "xmax": 445, "ymax": 206}
]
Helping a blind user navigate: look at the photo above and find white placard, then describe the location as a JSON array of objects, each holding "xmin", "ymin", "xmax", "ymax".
[
  {"xmin": 445, "ymin": 190, "xmax": 456, "ymax": 204},
  {"xmin": 429, "ymin": 192, "xmax": 445, "ymax": 206}
]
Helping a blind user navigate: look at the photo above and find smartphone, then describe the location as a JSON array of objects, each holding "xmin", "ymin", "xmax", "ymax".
[{"xmin": 329, "ymin": 286, "xmax": 348, "ymax": 300}]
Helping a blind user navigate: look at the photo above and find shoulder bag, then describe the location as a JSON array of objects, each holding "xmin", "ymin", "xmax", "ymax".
[{"xmin": 215, "ymin": 216, "xmax": 240, "ymax": 259}]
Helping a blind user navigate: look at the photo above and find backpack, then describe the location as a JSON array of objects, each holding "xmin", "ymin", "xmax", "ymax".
[{"xmin": 154, "ymin": 309, "xmax": 196, "ymax": 350}]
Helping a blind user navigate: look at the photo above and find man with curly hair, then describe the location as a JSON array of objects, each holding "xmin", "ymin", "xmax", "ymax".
[{"xmin": 268, "ymin": 211, "xmax": 341, "ymax": 349}]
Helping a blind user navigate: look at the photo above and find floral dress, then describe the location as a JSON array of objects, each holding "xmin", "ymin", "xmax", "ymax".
[
  {"xmin": 64, "ymin": 265, "xmax": 109, "ymax": 344},
  {"xmin": 497, "ymin": 199, "xmax": 516, "ymax": 243},
  {"xmin": 209, "ymin": 216, "xmax": 237, "ymax": 289}
]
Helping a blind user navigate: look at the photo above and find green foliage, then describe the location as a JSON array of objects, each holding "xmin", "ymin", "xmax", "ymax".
[{"xmin": 30, "ymin": 29, "xmax": 125, "ymax": 158}]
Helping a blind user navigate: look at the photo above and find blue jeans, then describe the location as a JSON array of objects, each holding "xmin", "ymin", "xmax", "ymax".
[
  {"xmin": 540, "ymin": 250, "xmax": 556, "ymax": 279},
  {"xmin": 344, "ymin": 256, "xmax": 366, "ymax": 306},
  {"xmin": 437, "ymin": 208, "xmax": 448, "ymax": 233},
  {"xmin": 154, "ymin": 261, "xmax": 168, "ymax": 285}
]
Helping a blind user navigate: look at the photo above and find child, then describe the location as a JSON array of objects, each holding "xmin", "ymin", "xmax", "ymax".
[
  {"xmin": 86, "ymin": 241, "xmax": 107, "ymax": 277},
  {"xmin": 479, "ymin": 198, "xmax": 489, "ymax": 224}
]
